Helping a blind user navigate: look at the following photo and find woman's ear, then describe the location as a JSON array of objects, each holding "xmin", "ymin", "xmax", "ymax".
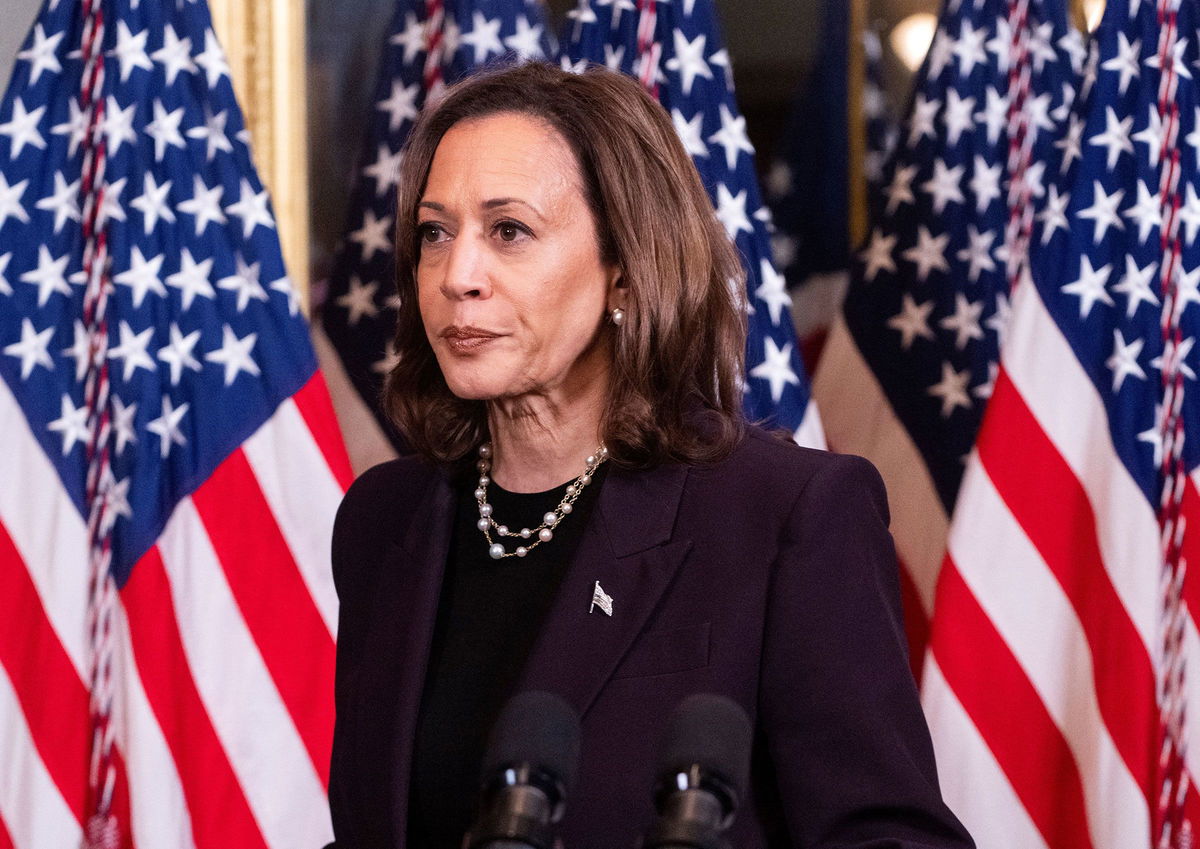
[{"xmin": 606, "ymin": 266, "xmax": 626, "ymax": 312}]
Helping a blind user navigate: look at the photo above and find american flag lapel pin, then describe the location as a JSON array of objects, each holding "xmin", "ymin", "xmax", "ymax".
[{"xmin": 589, "ymin": 580, "xmax": 613, "ymax": 616}]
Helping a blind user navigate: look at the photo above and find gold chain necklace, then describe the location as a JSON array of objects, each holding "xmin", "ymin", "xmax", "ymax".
[{"xmin": 474, "ymin": 442, "xmax": 608, "ymax": 559}]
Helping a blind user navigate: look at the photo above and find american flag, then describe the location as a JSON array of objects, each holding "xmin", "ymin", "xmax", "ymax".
[
  {"xmin": 0, "ymin": 1, "xmax": 352, "ymax": 847},
  {"xmin": 559, "ymin": 0, "xmax": 824, "ymax": 448},
  {"xmin": 862, "ymin": 27, "xmax": 903, "ymax": 212},
  {"xmin": 923, "ymin": 0, "xmax": 1200, "ymax": 846},
  {"xmin": 765, "ymin": 14, "xmax": 899, "ymax": 368},
  {"xmin": 318, "ymin": 0, "xmax": 553, "ymax": 465},
  {"xmin": 811, "ymin": 0, "xmax": 1083, "ymax": 668}
]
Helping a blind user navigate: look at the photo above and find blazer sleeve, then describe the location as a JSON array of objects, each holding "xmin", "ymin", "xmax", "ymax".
[
  {"xmin": 324, "ymin": 466, "xmax": 393, "ymax": 849},
  {"xmin": 758, "ymin": 453, "xmax": 974, "ymax": 848}
]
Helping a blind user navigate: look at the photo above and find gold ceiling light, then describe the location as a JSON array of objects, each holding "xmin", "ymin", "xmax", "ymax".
[{"xmin": 890, "ymin": 12, "xmax": 938, "ymax": 73}]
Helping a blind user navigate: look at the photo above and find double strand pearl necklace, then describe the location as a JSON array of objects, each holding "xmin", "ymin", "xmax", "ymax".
[{"xmin": 474, "ymin": 442, "xmax": 608, "ymax": 559}]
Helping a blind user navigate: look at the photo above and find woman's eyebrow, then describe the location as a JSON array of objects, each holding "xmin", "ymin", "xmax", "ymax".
[
  {"xmin": 483, "ymin": 197, "xmax": 545, "ymax": 219},
  {"xmin": 418, "ymin": 198, "xmax": 547, "ymax": 219}
]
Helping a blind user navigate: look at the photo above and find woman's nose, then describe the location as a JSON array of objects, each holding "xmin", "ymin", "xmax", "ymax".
[{"xmin": 439, "ymin": 234, "xmax": 492, "ymax": 300}]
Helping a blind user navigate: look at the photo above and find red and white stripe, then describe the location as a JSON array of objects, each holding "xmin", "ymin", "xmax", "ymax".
[
  {"xmin": 1146, "ymin": 5, "xmax": 1192, "ymax": 845},
  {"xmin": 635, "ymin": 0, "xmax": 662, "ymax": 95},
  {"xmin": 74, "ymin": 0, "xmax": 125, "ymax": 842},
  {"xmin": 923, "ymin": 274, "xmax": 1200, "ymax": 848},
  {"xmin": 422, "ymin": 0, "xmax": 447, "ymax": 105},
  {"xmin": 0, "ymin": 373, "xmax": 350, "ymax": 849},
  {"xmin": 1002, "ymin": 0, "xmax": 1037, "ymax": 293},
  {"xmin": 923, "ymin": 655, "xmax": 1050, "ymax": 849}
]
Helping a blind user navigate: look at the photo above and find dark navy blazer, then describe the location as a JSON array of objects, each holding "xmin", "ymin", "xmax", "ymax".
[{"xmin": 326, "ymin": 427, "xmax": 974, "ymax": 849}]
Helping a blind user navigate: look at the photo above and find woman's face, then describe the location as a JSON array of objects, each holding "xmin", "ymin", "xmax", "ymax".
[{"xmin": 416, "ymin": 111, "xmax": 622, "ymax": 405}]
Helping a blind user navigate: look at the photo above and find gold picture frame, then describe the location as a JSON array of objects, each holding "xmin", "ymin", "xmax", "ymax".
[{"xmin": 208, "ymin": 0, "xmax": 311, "ymax": 314}]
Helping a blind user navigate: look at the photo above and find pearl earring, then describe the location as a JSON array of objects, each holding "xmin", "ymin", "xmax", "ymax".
[{"xmin": 610, "ymin": 308, "xmax": 626, "ymax": 326}]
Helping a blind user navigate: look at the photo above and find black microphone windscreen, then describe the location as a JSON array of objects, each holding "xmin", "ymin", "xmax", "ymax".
[
  {"xmin": 482, "ymin": 690, "xmax": 581, "ymax": 796},
  {"xmin": 660, "ymin": 694, "xmax": 753, "ymax": 796}
]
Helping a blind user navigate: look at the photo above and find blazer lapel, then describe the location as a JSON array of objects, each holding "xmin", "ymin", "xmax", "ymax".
[
  {"xmin": 353, "ymin": 467, "xmax": 456, "ymax": 845},
  {"xmin": 517, "ymin": 462, "xmax": 692, "ymax": 719}
]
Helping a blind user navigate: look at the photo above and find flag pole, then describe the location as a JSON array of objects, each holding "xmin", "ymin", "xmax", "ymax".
[
  {"xmin": 847, "ymin": 0, "xmax": 868, "ymax": 249},
  {"xmin": 1068, "ymin": 0, "xmax": 1091, "ymax": 33},
  {"xmin": 208, "ymin": 0, "xmax": 312, "ymax": 315}
]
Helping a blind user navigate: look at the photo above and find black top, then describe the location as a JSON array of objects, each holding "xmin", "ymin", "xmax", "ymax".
[{"xmin": 407, "ymin": 465, "xmax": 607, "ymax": 849}]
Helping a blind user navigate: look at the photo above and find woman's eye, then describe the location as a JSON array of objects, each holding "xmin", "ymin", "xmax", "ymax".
[
  {"xmin": 495, "ymin": 221, "xmax": 527, "ymax": 242},
  {"xmin": 418, "ymin": 223, "xmax": 447, "ymax": 243}
]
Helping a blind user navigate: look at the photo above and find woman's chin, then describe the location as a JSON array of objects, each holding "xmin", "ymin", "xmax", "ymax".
[
  {"xmin": 441, "ymin": 372, "xmax": 508, "ymax": 402},
  {"xmin": 434, "ymin": 354, "xmax": 508, "ymax": 401}
]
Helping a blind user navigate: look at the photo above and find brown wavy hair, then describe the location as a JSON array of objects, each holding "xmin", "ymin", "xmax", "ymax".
[{"xmin": 384, "ymin": 61, "xmax": 746, "ymax": 468}]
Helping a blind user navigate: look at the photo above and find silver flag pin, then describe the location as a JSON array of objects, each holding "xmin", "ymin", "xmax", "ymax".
[{"xmin": 589, "ymin": 580, "xmax": 613, "ymax": 616}]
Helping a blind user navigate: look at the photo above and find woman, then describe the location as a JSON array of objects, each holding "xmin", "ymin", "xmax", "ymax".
[{"xmin": 328, "ymin": 62, "xmax": 972, "ymax": 849}]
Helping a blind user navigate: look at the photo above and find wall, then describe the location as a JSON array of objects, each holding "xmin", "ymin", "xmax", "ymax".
[{"xmin": 0, "ymin": 0, "xmax": 41, "ymax": 94}]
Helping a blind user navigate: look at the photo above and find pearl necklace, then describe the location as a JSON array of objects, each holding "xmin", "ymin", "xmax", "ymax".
[{"xmin": 474, "ymin": 442, "xmax": 608, "ymax": 559}]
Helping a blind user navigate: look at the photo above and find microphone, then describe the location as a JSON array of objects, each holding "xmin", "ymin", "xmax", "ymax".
[
  {"xmin": 464, "ymin": 690, "xmax": 581, "ymax": 849},
  {"xmin": 641, "ymin": 694, "xmax": 753, "ymax": 849}
]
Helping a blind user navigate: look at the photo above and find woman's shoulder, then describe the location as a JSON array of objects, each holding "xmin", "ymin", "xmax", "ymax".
[
  {"xmin": 345, "ymin": 453, "xmax": 440, "ymax": 499},
  {"xmin": 720, "ymin": 425, "xmax": 883, "ymax": 493},
  {"xmin": 683, "ymin": 425, "xmax": 889, "ymax": 527},
  {"xmin": 331, "ymin": 455, "xmax": 446, "ymax": 601},
  {"xmin": 336, "ymin": 455, "xmax": 443, "ymax": 539}
]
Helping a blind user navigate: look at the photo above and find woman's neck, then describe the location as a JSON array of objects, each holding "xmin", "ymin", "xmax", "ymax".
[{"xmin": 485, "ymin": 388, "xmax": 606, "ymax": 493}]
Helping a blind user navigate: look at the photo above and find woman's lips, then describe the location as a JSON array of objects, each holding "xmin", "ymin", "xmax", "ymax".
[{"xmin": 440, "ymin": 326, "xmax": 502, "ymax": 353}]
